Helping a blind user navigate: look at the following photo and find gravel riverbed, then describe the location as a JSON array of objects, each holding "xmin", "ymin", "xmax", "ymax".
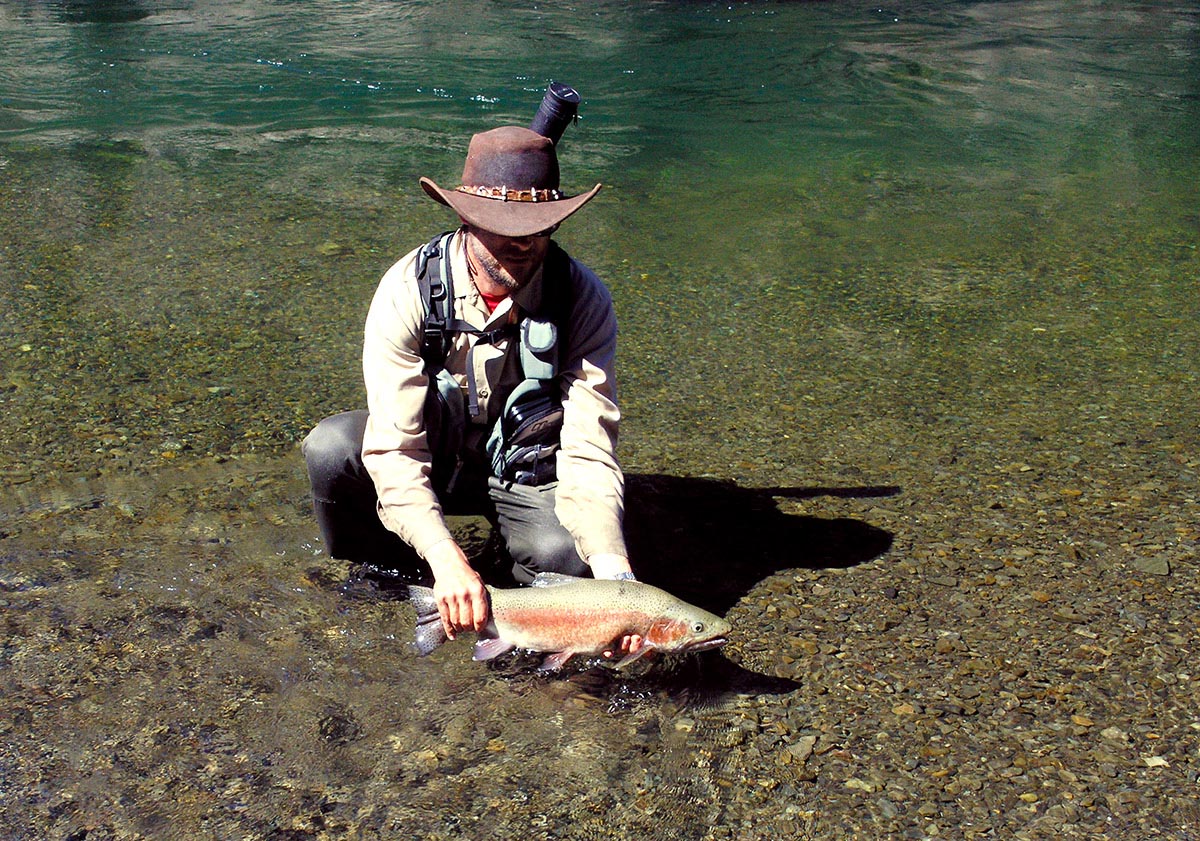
[
  {"xmin": 2, "ymin": 406, "xmax": 1196, "ymax": 840},
  {"xmin": 2, "ymin": 141, "xmax": 1198, "ymax": 840}
]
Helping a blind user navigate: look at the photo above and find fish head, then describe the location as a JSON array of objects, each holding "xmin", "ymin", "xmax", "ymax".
[{"xmin": 644, "ymin": 605, "xmax": 732, "ymax": 654}]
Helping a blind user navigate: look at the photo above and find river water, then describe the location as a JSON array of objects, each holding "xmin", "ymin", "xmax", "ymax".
[{"xmin": 2, "ymin": 2, "xmax": 1198, "ymax": 839}]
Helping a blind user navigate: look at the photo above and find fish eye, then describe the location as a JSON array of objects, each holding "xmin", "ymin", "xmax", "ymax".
[{"xmin": 692, "ymin": 621, "xmax": 705, "ymax": 633}]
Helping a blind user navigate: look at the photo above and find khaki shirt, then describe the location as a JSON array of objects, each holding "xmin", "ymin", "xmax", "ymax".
[{"xmin": 361, "ymin": 230, "xmax": 626, "ymax": 563}]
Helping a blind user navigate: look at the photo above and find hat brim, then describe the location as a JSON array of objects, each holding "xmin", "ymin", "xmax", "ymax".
[{"xmin": 420, "ymin": 177, "xmax": 602, "ymax": 238}]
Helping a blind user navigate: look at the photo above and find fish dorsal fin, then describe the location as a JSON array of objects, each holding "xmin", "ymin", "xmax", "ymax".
[{"xmin": 530, "ymin": 572, "xmax": 585, "ymax": 588}]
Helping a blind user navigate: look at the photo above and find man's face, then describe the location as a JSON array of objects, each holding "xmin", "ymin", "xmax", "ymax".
[{"xmin": 463, "ymin": 224, "xmax": 552, "ymax": 292}]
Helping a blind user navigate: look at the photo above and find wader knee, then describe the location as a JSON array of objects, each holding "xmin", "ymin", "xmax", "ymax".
[
  {"xmin": 303, "ymin": 411, "xmax": 413, "ymax": 567},
  {"xmin": 506, "ymin": 514, "xmax": 588, "ymax": 585}
]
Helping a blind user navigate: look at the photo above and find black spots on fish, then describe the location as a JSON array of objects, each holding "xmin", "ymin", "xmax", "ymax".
[
  {"xmin": 414, "ymin": 616, "xmax": 446, "ymax": 657},
  {"xmin": 407, "ymin": 584, "xmax": 438, "ymax": 616},
  {"xmin": 408, "ymin": 584, "xmax": 447, "ymax": 656}
]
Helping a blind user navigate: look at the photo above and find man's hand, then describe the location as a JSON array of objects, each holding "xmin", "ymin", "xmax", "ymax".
[
  {"xmin": 587, "ymin": 553, "xmax": 634, "ymax": 581},
  {"xmin": 603, "ymin": 633, "xmax": 646, "ymax": 661},
  {"xmin": 588, "ymin": 554, "xmax": 643, "ymax": 658},
  {"xmin": 424, "ymin": 538, "xmax": 488, "ymax": 640}
]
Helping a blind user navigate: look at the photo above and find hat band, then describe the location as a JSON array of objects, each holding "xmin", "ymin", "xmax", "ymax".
[{"xmin": 456, "ymin": 185, "xmax": 564, "ymax": 203}]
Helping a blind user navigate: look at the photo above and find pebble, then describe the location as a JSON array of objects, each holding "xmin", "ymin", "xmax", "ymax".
[
  {"xmin": 786, "ymin": 736, "xmax": 817, "ymax": 764},
  {"xmin": 1132, "ymin": 555, "xmax": 1171, "ymax": 576}
]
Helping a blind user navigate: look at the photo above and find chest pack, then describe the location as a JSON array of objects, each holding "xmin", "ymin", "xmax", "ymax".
[{"xmin": 416, "ymin": 231, "xmax": 569, "ymax": 489}]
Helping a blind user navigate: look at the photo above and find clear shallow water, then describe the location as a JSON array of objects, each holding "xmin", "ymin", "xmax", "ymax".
[{"xmin": 2, "ymin": 2, "xmax": 1198, "ymax": 839}]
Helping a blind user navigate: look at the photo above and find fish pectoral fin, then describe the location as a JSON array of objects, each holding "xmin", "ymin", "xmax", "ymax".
[
  {"xmin": 612, "ymin": 643, "xmax": 657, "ymax": 670},
  {"xmin": 537, "ymin": 649, "xmax": 578, "ymax": 672},
  {"xmin": 473, "ymin": 637, "xmax": 517, "ymax": 662}
]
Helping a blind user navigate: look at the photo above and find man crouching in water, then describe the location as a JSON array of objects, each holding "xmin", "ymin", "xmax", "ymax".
[{"xmin": 302, "ymin": 123, "xmax": 642, "ymax": 658}]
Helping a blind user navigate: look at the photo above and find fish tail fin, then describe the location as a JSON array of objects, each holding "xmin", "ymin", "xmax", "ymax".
[{"xmin": 407, "ymin": 585, "xmax": 446, "ymax": 656}]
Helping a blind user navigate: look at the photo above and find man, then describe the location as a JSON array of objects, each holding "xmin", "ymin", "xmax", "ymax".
[{"xmin": 303, "ymin": 125, "xmax": 637, "ymax": 651}]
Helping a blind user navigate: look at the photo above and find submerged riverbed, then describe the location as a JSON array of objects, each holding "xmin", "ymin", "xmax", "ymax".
[{"xmin": 2, "ymin": 1, "xmax": 1199, "ymax": 838}]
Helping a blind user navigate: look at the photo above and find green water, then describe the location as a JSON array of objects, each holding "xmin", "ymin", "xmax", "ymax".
[{"xmin": 2, "ymin": 2, "xmax": 1198, "ymax": 839}]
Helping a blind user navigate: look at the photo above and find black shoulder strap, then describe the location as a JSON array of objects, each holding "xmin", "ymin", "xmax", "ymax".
[
  {"xmin": 416, "ymin": 231, "xmax": 455, "ymax": 369},
  {"xmin": 417, "ymin": 231, "xmax": 517, "ymax": 366},
  {"xmin": 540, "ymin": 242, "xmax": 573, "ymax": 371}
]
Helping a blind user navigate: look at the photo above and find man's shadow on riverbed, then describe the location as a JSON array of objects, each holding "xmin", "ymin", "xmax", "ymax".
[
  {"xmin": 613, "ymin": 473, "xmax": 897, "ymax": 702},
  {"xmin": 624, "ymin": 473, "xmax": 896, "ymax": 615}
]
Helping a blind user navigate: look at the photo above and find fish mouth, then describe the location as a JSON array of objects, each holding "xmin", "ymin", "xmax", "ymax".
[{"xmin": 685, "ymin": 637, "xmax": 728, "ymax": 653}]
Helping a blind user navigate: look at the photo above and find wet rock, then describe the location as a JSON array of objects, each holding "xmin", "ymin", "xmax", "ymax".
[{"xmin": 1131, "ymin": 555, "xmax": 1171, "ymax": 576}]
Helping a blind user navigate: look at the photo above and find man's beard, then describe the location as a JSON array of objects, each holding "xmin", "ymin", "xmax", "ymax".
[
  {"xmin": 473, "ymin": 248, "xmax": 520, "ymax": 290},
  {"xmin": 465, "ymin": 232, "xmax": 532, "ymax": 292}
]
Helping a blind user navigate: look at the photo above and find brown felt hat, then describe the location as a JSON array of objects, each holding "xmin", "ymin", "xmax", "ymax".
[{"xmin": 420, "ymin": 126, "xmax": 602, "ymax": 238}]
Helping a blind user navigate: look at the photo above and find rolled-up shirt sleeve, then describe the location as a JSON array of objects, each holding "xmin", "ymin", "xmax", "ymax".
[
  {"xmin": 554, "ymin": 261, "xmax": 628, "ymax": 560},
  {"xmin": 360, "ymin": 249, "xmax": 455, "ymax": 558}
]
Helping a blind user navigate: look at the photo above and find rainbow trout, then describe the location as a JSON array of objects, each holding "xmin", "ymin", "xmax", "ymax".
[{"xmin": 408, "ymin": 573, "xmax": 731, "ymax": 671}]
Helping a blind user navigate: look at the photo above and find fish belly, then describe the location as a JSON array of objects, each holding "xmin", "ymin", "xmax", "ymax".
[{"xmin": 492, "ymin": 604, "xmax": 640, "ymax": 655}]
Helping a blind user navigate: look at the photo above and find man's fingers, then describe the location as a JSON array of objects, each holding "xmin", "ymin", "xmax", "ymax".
[
  {"xmin": 438, "ymin": 599, "xmax": 457, "ymax": 640},
  {"xmin": 468, "ymin": 589, "xmax": 489, "ymax": 632},
  {"xmin": 440, "ymin": 592, "xmax": 469, "ymax": 640},
  {"xmin": 602, "ymin": 634, "xmax": 646, "ymax": 659},
  {"xmin": 439, "ymin": 588, "xmax": 489, "ymax": 638},
  {"xmin": 427, "ymin": 542, "xmax": 488, "ymax": 638}
]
